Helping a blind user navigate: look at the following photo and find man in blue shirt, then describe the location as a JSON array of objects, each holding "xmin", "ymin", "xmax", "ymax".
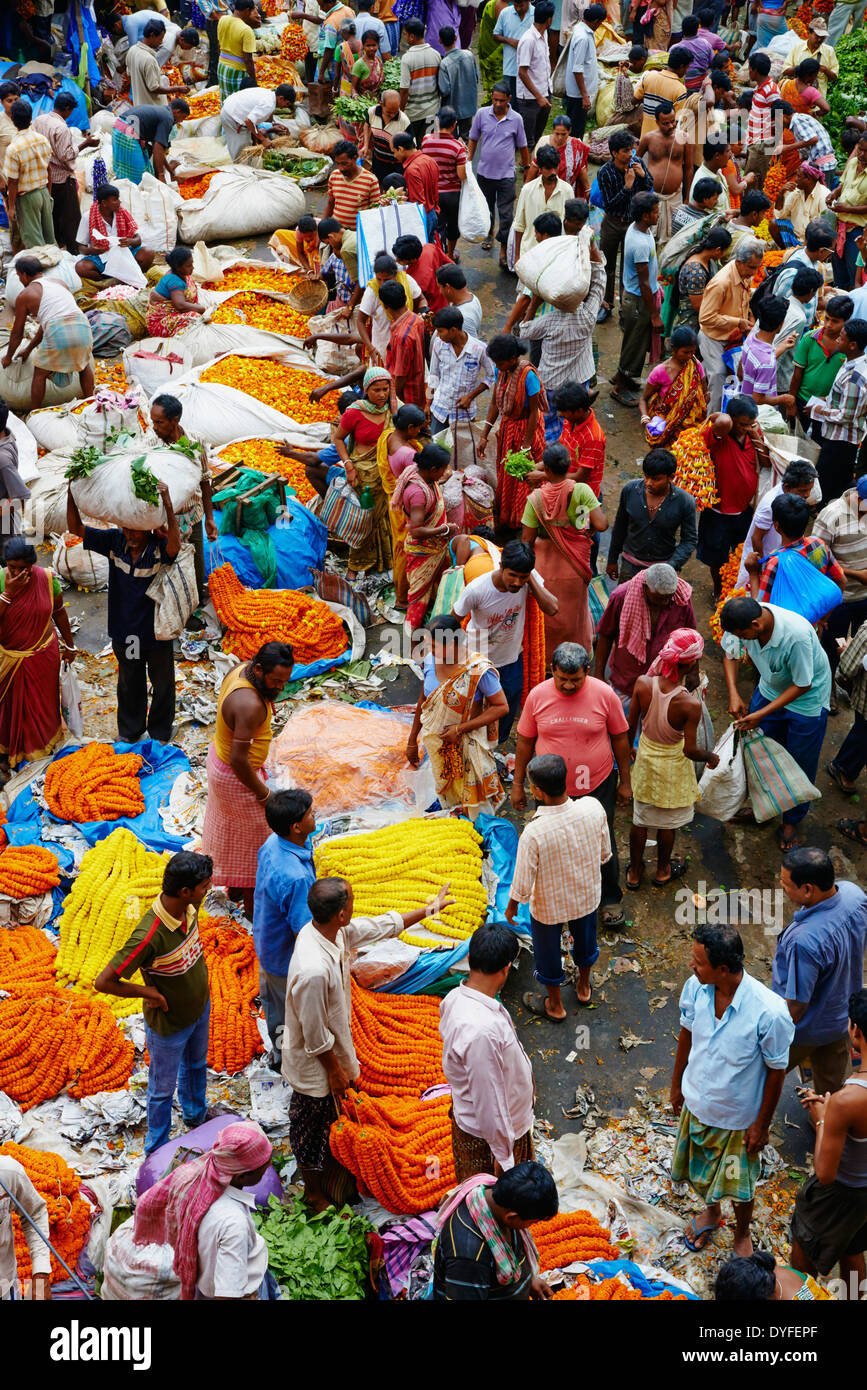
[
  {"xmin": 492, "ymin": 0, "xmax": 533, "ymax": 101},
  {"xmin": 670, "ymin": 924, "xmax": 794, "ymax": 1256},
  {"xmin": 253, "ymin": 788, "xmax": 317, "ymax": 1068},
  {"xmin": 774, "ymin": 847, "xmax": 867, "ymax": 1097},
  {"xmin": 611, "ymin": 189, "xmax": 659, "ymax": 407}
]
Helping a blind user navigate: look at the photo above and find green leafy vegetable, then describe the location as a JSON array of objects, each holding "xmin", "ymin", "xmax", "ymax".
[
  {"xmin": 827, "ymin": 32, "xmax": 867, "ymax": 158},
  {"xmin": 130, "ymin": 456, "xmax": 160, "ymax": 505},
  {"xmin": 65, "ymin": 445, "xmax": 104, "ymax": 480},
  {"xmin": 252, "ymin": 1195, "xmax": 372, "ymax": 1300},
  {"xmin": 332, "ymin": 93, "xmax": 372, "ymax": 124},
  {"xmin": 503, "ymin": 447, "xmax": 536, "ymax": 479},
  {"xmin": 380, "ymin": 56, "xmax": 401, "ymax": 91}
]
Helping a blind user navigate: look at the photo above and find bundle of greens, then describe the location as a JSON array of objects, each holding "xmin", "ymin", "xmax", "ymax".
[
  {"xmin": 129, "ymin": 456, "xmax": 160, "ymax": 505},
  {"xmin": 332, "ymin": 93, "xmax": 371, "ymax": 125},
  {"xmin": 827, "ymin": 32, "xmax": 867, "ymax": 157},
  {"xmin": 252, "ymin": 1195, "xmax": 373, "ymax": 1300},
  {"xmin": 503, "ymin": 447, "xmax": 536, "ymax": 479},
  {"xmin": 66, "ymin": 445, "xmax": 103, "ymax": 481},
  {"xmin": 381, "ymin": 56, "xmax": 401, "ymax": 90}
]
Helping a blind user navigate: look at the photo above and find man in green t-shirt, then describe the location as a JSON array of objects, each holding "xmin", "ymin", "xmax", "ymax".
[
  {"xmin": 788, "ymin": 293, "xmax": 853, "ymax": 436},
  {"xmin": 96, "ymin": 851, "xmax": 213, "ymax": 1155}
]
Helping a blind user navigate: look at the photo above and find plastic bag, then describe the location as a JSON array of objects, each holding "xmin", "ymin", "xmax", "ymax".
[
  {"xmin": 765, "ymin": 546, "xmax": 843, "ymax": 625},
  {"xmin": 266, "ymin": 701, "xmax": 436, "ymax": 818},
  {"xmin": 101, "ymin": 245, "xmax": 148, "ymax": 289},
  {"xmin": 458, "ymin": 165, "xmax": 491, "ymax": 244},
  {"xmin": 551, "ymin": 41, "xmax": 571, "ymax": 97},
  {"xmin": 351, "ymin": 938, "xmax": 421, "ymax": 989},
  {"xmin": 177, "ymin": 166, "xmax": 306, "ymax": 243},
  {"xmin": 102, "ymin": 1219, "xmax": 180, "ymax": 1301},
  {"xmin": 306, "ymin": 307, "xmax": 362, "ymax": 376},
  {"xmin": 741, "ymin": 729, "xmax": 821, "ymax": 823},
  {"xmin": 514, "ymin": 226, "xmax": 593, "ymax": 311},
  {"xmin": 52, "ymin": 533, "xmax": 110, "ymax": 591},
  {"xmin": 60, "ymin": 661, "xmax": 84, "ymax": 738},
  {"xmin": 695, "ymin": 725, "xmax": 748, "ymax": 820},
  {"xmin": 71, "ymin": 448, "xmax": 203, "ymax": 530}
]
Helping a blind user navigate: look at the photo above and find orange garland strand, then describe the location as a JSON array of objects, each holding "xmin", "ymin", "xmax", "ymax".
[
  {"xmin": 0, "ymin": 1142, "xmax": 92, "ymax": 1283},
  {"xmin": 199, "ymin": 913, "xmax": 264, "ymax": 1074},
  {"xmin": 330, "ymin": 1090, "xmax": 456, "ymax": 1214},
  {"xmin": 208, "ymin": 562, "xmax": 348, "ymax": 664},
  {"xmin": 0, "ymin": 845, "xmax": 61, "ymax": 898},
  {"xmin": 351, "ymin": 982, "xmax": 446, "ymax": 1098}
]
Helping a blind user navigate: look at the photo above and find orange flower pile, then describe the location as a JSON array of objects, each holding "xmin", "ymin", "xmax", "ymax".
[
  {"xmin": 93, "ymin": 359, "xmax": 128, "ymax": 392},
  {"xmin": 0, "ymin": 1143, "xmax": 92, "ymax": 1283},
  {"xmin": 176, "ymin": 170, "xmax": 218, "ymax": 200},
  {"xmin": 351, "ymin": 982, "xmax": 446, "ymax": 1098},
  {"xmin": 553, "ymin": 1277, "xmax": 686, "ymax": 1301},
  {"xmin": 261, "ymin": 0, "xmax": 285, "ymax": 15},
  {"xmin": 0, "ymin": 924, "xmax": 135, "ymax": 1108},
  {"xmin": 185, "ymin": 87, "xmax": 221, "ymax": 117},
  {"xmin": 281, "ymin": 22, "xmax": 308, "ymax": 60},
  {"xmin": 255, "ymin": 55, "xmax": 302, "ymax": 86},
  {"xmin": 217, "ymin": 437, "xmax": 316, "ymax": 502},
  {"xmin": 199, "ymin": 913, "xmax": 264, "ymax": 1074},
  {"xmin": 208, "ymin": 562, "xmax": 348, "ymax": 664},
  {"xmin": 673, "ymin": 427, "xmax": 719, "ymax": 512},
  {"xmin": 203, "ymin": 265, "xmax": 301, "ymax": 294},
  {"xmin": 212, "ymin": 290, "xmax": 311, "ymax": 337},
  {"xmin": 763, "ymin": 158, "xmax": 788, "ymax": 204},
  {"xmin": 751, "ymin": 245, "xmax": 786, "ymax": 290},
  {"xmin": 530, "ymin": 1210, "xmax": 620, "ymax": 1270},
  {"xmin": 200, "ymin": 356, "xmax": 337, "ymax": 424},
  {"xmin": 44, "ymin": 744, "xmax": 145, "ymax": 823},
  {"xmin": 330, "ymin": 1090, "xmax": 455, "ymax": 1214},
  {"xmin": 710, "ymin": 543, "xmax": 746, "ymax": 645},
  {"xmin": 0, "ymin": 845, "xmax": 61, "ymax": 899}
]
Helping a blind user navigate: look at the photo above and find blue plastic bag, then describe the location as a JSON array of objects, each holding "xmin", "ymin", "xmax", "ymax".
[{"xmin": 766, "ymin": 547, "xmax": 843, "ymax": 625}]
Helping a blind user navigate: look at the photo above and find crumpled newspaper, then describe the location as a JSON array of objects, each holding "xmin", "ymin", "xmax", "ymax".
[
  {"xmin": 247, "ymin": 1066, "xmax": 292, "ymax": 1137},
  {"xmin": 158, "ymin": 768, "xmax": 209, "ymax": 841},
  {"xmin": 0, "ymin": 890, "xmax": 55, "ymax": 929}
]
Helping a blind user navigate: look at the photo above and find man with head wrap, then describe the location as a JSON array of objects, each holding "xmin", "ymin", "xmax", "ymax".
[
  {"xmin": 626, "ymin": 628, "xmax": 719, "ymax": 888},
  {"xmin": 133, "ymin": 1121, "xmax": 274, "ymax": 1300},
  {"xmin": 594, "ymin": 562, "xmax": 697, "ymax": 710}
]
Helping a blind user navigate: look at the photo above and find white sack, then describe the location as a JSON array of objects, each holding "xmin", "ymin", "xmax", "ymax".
[
  {"xmin": 53, "ymin": 533, "xmax": 110, "ymax": 590},
  {"xmin": 123, "ymin": 339, "xmax": 193, "ymax": 396},
  {"xmin": 695, "ymin": 725, "xmax": 748, "ymax": 821},
  {"xmin": 177, "ymin": 165, "xmax": 305, "ymax": 242},
  {"xmin": 115, "ymin": 174, "xmax": 182, "ymax": 255},
  {"xmin": 102, "ymin": 1219, "xmax": 180, "ymax": 1301},
  {"xmin": 0, "ymin": 333, "xmax": 81, "ymax": 412},
  {"xmin": 75, "ymin": 130, "xmax": 114, "ymax": 192},
  {"xmin": 169, "ymin": 134, "xmax": 234, "ymax": 167},
  {"xmin": 26, "ymin": 407, "xmax": 82, "ymax": 454},
  {"xmin": 27, "ymin": 451, "xmax": 81, "ymax": 538},
  {"xmin": 177, "ymin": 316, "xmax": 300, "ymax": 366},
  {"xmin": 70, "ymin": 448, "xmax": 203, "ymax": 529},
  {"xmin": 514, "ymin": 226, "xmax": 593, "ymax": 311},
  {"xmin": 6, "ymin": 250, "xmax": 81, "ymax": 307},
  {"xmin": 5, "ymin": 413, "xmax": 39, "ymax": 484}
]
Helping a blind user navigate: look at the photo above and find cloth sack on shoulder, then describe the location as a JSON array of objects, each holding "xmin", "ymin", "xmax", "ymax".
[
  {"xmin": 146, "ymin": 542, "xmax": 199, "ymax": 639},
  {"xmin": 741, "ymin": 729, "xmax": 821, "ymax": 823},
  {"xmin": 695, "ymin": 724, "xmax": 748, "ymax": 821}
]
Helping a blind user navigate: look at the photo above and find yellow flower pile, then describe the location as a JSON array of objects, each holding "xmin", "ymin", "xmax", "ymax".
[
  {"xmin": 314, "ymin": 820, "xmax": 487, "ymax": 947},
  {"xmin": 55, "ymin": 828, "xmax": 167, "ymax": 1017},
  {"xmin": 212, "ymin": 291, "xmax": 311, "ymax": 337}
]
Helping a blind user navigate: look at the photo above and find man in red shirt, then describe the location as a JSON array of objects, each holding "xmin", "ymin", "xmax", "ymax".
[
  {"xmin": 422, "ymin": 107, "xmax": 467, "ymax": 258},
  {"xmin": 392, "ymin": 232, "xmax": 452, "ymax": 315},
  {"xmin": 553, "ymin": 381, "xmax": 605, "ymax": 498},
  {"xmin": 392, "ymin": 133, "xmax": 441, "ymax": 238},
  {"xmin": 381, "ymin": 277, "xmax": 426, "ymax": 406},
  {"xmin": 696, "ymin": 395, "xmax": 769, "ymax": 599}
]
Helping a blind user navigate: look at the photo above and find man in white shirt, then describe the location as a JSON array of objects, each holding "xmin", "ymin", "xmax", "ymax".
[
  {"xmin": 435, "ymin": 263, "xmax": 483, "ymax": 337},
  {"xmin": 736, "ymin": 459, "xmax": 820, "ymax": 589},
  {"xmin": 220, "ymin": 82, "xmax": 297, "ymax": 161},
  {"xmin": 492, "ymin": 0, "xmax": 533, "ymax": 101},
  {"xmin": 0, "ymin": 1153, "xmax": 51, "ymax": 1300},
  {"xmin": 126, "ymin": 19, "xmax": 189, "ymax": 108},
  {"xmin": 564, "ymin": 3, "xmax": 604, "ymax": 138},
  {"xmin": 440, "ymin": 921, "xmax": 535, "ymax": 1178},
  {"xmin": 282, "ymin": 875, "xmax": 453, "ymax": 1211},
  {"xmin": 516, "ymin": 1, "xmax": 554, "ymax": 149},
  {"xmin": 428, "ymin": 307, "xmax": 495, "ymax": 433}
]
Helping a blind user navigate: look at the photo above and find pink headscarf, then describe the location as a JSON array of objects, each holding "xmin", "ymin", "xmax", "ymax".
[
  {"xmin": 133, "ymin": 1121, "xmax": 273, "ymax": 1300},
  {"xmin": 646, "ymin": 627, "xmax": 704, "ymax": 681}
]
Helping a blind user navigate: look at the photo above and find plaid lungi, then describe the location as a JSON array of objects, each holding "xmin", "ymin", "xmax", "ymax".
[
  {"xmin": 450, "ymin": 1112, "xmax": 534, "ymax": 1182},
  {"xmin": 201, "ymin": 743, "xmax": 269, "ymax": 888},
  {"xmin": 111, "ymin": 123, "xmax": 152, "ymax": 185},
  {"xmin": 670, "ymin": 1104, "xmax": 760, "ymax": 1205},
  {"xmin": 33, "ymin": 314, "xmax": 94, "ymax": 374},
  {"xmin": 217, "ymin": 59, "xmax": 246, "ymax": 101}
]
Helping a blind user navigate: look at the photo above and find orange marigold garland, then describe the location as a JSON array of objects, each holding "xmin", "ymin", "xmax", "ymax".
[
  {"xmin": 281, "ymin": 21, "xmax": 308, "ymax": 60},
  {"xmin": 530, "ymin": 1210, "xmax": 620, "ymax": 1269},
  {"xmin": 351, "ymin": 982, "xmax": 446, "ymax": 1098},
  {"xmin": 217, "ymin": 438, "xmax": 317, "ymax": 502},
  {"xmin": 209, "ymin": 562, "xmax": 349, "ymax": 664},
  {"xmin": 553, "ymin": 1276, "xmax": 686, "ymax": 1301},
  {"xmin": 751, "ymin": 245, "xmax": 785, "ymax": 291},
  {"xmin": 203, "ymin": 266, "xmax": 303, "ymax": 295},
  {"xmin": 0, "ymin": 1143, "xmax": 92, "ymax": 1283},
  {"xmin": 673, "ymin": 426, "xmax": 719, "ymax": 512},
  {"xmin": 763, "ymin": 159, "xmax": 788, "ymax": 204},
  {"xmin": 0, "ymin": 845, "xmax": 61, "ymax": 898},
  {"xmin": 199, "ymin": 913, "xmax": 264, "ymax": 1074},
  {"xmin": 709, "ymin": 543, "xmax": 746, "ymax": 645},
  {"xmin": 330, "ymin": 1090, "xmax": 456, "ymax": 1214},
  {"xmin": 199, "ymin": 355, "xmax": 337, "ymax": 425},
  {"xmin": 43, "ymin": 743, "xmax": 145, "ymax": 823},
  {"xmin": 185, "ymin": 87, "xmax": 221, "ymax": 118}
]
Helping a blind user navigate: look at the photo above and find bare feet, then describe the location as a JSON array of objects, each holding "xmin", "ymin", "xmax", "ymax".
[{"xmin": 732, "ymin": 1234, "xmax": 754, "ymax": 1258}]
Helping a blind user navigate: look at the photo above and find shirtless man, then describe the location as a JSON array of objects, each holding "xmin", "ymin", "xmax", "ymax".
[{"xmin": 638, "ymin": 100, "xmax": 693, "ymax": 244}]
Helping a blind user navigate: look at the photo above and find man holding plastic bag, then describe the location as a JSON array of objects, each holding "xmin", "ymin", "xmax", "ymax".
[{"xmin": 720, "ymin": 596, "xmax": 832, "ymax": 850}]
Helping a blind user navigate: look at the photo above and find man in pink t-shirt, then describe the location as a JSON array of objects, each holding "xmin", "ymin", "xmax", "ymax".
[{"xmin": 512, "ymin": 640, "xmax": 631, "ymax": 927}]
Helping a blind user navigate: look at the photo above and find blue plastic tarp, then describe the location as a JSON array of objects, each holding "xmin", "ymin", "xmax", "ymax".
[
  {"xmin": 476, "ymin": 812, "xmax": 531, "ymax": 931},
  {"xmin": 377, "ymin": 939, "xmax": 469, "ymax": 994},
  {"xmin": 5, "ymin": 740, "xmax": 190, "ymax": 854},
  {"xmin": 584, "ymin": 1258, "xmax": 699, "ymax": 1300}
]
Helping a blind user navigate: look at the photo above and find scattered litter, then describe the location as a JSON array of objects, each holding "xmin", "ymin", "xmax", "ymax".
[{"xmin": 619, "ymin": 1031, "xmax": 653, "ymax": 1050}]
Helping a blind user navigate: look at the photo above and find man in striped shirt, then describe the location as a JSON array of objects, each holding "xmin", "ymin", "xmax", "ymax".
[
  {"xmin": 324, "ymin": 139, "xmax": 380, "ymax": 231},
  {"xmin": 399, "ymin": 18, "xmax": 441, "ymax": 144},
  {"xmin": 811, "ymin": 319, "xmax": 867, "ymax": 503},
  {"xmin": 422, "ymin": 107, "xmax": 467, "ymax": 256},
  {"xmin": 747, "ymin": 493, "xmax": 845, "ymax": 606},
  {"xmin": 745, "ymin": 51, "xmax": 781, "ymax": 189}
]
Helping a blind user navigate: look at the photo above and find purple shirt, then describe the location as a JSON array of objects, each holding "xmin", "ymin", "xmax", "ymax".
[
  {"xmin": 468, "ymin": 104, "xmax": 528, "ymax": 181},
  {"xmin": 741, "ymin": 331, "xmax": 778, "ymax": 397},
  {"xmin": 678, "ymin": 34, "xmax": 714, "ymax": 90}
]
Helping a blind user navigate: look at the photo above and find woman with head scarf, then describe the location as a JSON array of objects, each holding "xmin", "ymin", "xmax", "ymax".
[
  {"xmin": 332, "ymin": 365, "xmax": 394, "ymax": 580},
  {"xmin": 376, "ymin": 401, "xmax": 428, "ymax": 608},
  {"xmin": 133, "ymin": 1121, "xmax": 274, "ymax": 1300},
  {"xmin": 626, "ymin": 628, "xmax": 718, "ymax": 889}
]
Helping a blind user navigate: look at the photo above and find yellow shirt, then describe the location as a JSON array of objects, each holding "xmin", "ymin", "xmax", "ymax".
[
  {"xmin": 213, "ymin": 664, "xmax": 273, "ymax": 769},
  {"xmin": 787, "ymin": 38, "xmax": 838, "ymax": 97},
  {"xmin": 837, "ymin": 155, "xmax": 867, "ymax": 229},
  {"xmin": 634, "ymin": 70, "xmax": 688, "ymax": 139},
  {"xmin": 217, "ymin": 13, "xmax": 255, "ymax": 65}
]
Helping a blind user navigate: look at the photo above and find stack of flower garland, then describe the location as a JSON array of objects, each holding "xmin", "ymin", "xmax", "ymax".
[
  {"xmin": 672, "ymin": 426, "xmax": 719, "ymax": 511},
  {"xmin": 43, "ymin": 744, "xmax": 145, "ymax": 823},
  {"xmin": 530, "ymin": 1211, "xmax": 619, "ymax": 1270},
  {"xmin": 330, "ymin": 1090, "xmax": 456, "ymax": 1214},
  {"xmin": 217, "ymin": 438, "xmax": 316, "ymax": 502},
  {"xmin": 763, "ymin": 160, "xmax": 788, "ymax": 205},
  {"xmin": 0, "ymin": 845, "xmax": 61, "ymax": 898},
  {"xmin": 709, "ymin": 543, "xmax": 747, "ymax": 646},
  {"xmin": 208, "ymin": 562, "xmax": 348, "ymax": 664},
  {"xmin": 186, "ymin": 88, "xmax": 221, "ymax": 117},
  {"xmin": 281, "ymin": 21, "xmax": 308, "ymax": 59},
  {"xmin": 199, "ymin": 356, "xmax": 335, "ymax": 425},
  {"xmin": 199, "ymin": 913, "xmax": 264, "ymax": 1074},
  {"xmin": 0, "ymin": 1143, "xmax": 92, "ymax": 1281},
  {"xmin": 751, "ymin": 245, "xmax": 785, "ymax": 291},
  {"xmin": 202, "ymin": 265, "xmax": 302, "ymax": 294},
  {"xmin": 351, "ymin": 982, "xmax": 446, "ymax": 1097}
]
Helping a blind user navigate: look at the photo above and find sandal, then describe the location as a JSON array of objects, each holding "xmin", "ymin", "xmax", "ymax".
[
  {"xmin": 521, "ymin": 990, "xmax": 566, "ymax": 1023},
  {"xmin": 625, "ymin": 867, "xmax": 644, "ymax": 890},
  {"xmin": 652, "ymin": 858, "xmax": 688, "ymax": 887},
  {"xmin": 683, "ymin": 1216, "xmax": 721, "ymax": 1252},
  {"xmin": 576, "ymin": 985, "xmax": 593, "ymax": 1008},
  {"xmin": 827, "ymin": 761, "xmax": 858, "ymax": 796},
  {"xmin": 610, "ymin": 388, "xmax": 639, "ymax": 407},
  {"xmin": 838, "ymin": 817, "xmax": 867, "ymax": 847},
  {"xmin": 778, "ymin": 827, "xmax": 799, "ymax": 852},
  {"xmin": 482, "ymin": 237, "xmax": 493, "ymax": 251}
]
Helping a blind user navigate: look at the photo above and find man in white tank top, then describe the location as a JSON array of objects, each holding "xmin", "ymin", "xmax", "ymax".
[{"xmin": 1, "ymin": 256, "xmax": 94, "ymax": 410}]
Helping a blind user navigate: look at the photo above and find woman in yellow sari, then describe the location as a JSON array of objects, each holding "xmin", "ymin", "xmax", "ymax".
[
  {"xmin": 333, "ymin": 365, "xmax": 393, "ymax": 578},
  {"xmin": 376, "ymin": 402, "xmax": 427, "ymax": 608},
  {"xmin": 637, "ymin": 327, "xmax": 709, "ymax": 449},
  {"xmin": 406, "ymin": 614, "xmax": 507, "ymax": 819}
]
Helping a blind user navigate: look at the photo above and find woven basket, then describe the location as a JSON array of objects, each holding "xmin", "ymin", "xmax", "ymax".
[{"xmin": 284, "ymin": 278, "xmax": 328, "ymax": 314}]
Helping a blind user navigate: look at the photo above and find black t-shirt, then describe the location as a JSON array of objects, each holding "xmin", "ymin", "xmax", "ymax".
[
  {"xmin": 126, "ymin": 104, "xmax": 174, "ymax": 148},
  {"xmin": 432, "ymin": 1201, "xmax": 533, "ymax": 1301}
]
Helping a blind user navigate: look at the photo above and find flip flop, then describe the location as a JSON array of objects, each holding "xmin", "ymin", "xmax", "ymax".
[
  {"xmin": 521, "ymin": 990, "xmax": 566, "ymax": 1023},
  {"xmin": 482, "ymin": 237, "xmax": 493, "ymax": 250},
  {"xmin": 683, "ymin": 1216, "xmax": 720, "ymax": 1252},
  {"xmin": 610, "ymin": 388, "xmax": 639, "ymax": 407},
  {"xmin": 827, "ymin": 761, "xmax": 858, "ymax": 796},
  {"xmin": 838, "ymin": 817, "xmax": 867, "ymax": 847},
  {"xmin": 576, "ymin": 986, "xmax": 593, "ymax": 1008},
  {"xmin": 652, "ymin": 858, "xmax": 688, "ymax": 887},
  {"xmin": 625, "ymin": 867, "xmax": 644, "ymax": 891},
  {"xmin": 601, "ymin": 908, "xmax": 626, "ymax": 929},
  {"xmin": 778, "ymin": 828, "xmax": 799, "ymax": 853}
]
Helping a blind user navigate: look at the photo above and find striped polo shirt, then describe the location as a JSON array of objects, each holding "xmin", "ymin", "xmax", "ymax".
[
  {"xmin": 111, "ymin": 899, "xmax": 209, "ymax": 1036},
  {"xmin": 326, "ymin": 167, "xmax": 380, "ymax": 231},
  {"xmin": 421, "ymin": 133, "xmax": 467, "ymax": 193}
]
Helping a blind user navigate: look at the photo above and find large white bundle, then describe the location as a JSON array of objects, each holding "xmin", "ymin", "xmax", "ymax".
[
  {"xmin": 123, "ymin": 339, "xmax": 193, "ymax": 397},
  {"xmin": 52, "ymin": 533, "xmax": 110, "ymax": 590},
  {"xmin": 5, "ymin": 413, "xmax": 39, "ymax": 485},
  {"xmin": 169, "ymin": 134, "xmax": 234, "ymax": 167},
  {"xmin": 177, "ymin": 316, "xmax": 301, "ymax": 366},
  {"xmin": 514, "ymin": 226, "xmax": 593, "ymax": 311},
  {"xmin": 70, "ymin": 447, "xmax": 203, "ymax": 530},
  {"xmin": 6, "ymin": 248, "xmax": 81, "ymax": 307},
  {"xmin": 25, "ymin": 407, "xmax": 80, "ymax": 454},
  {"xmin": 27, "ymin": 450, "xmax": 80, "ymax": 537},
  {"xmin": 177, "ymin": 166, "xmax": 305, "ymax": 243},
  {"xmin": 103, "ymin": 1219, "xmax": 179, "ymax": 1300},
  {"xmin": 0, "ymin": 332, "xmax": 81, "ymax": 412},
  {"xmin": 115, "ymin": 174, "xmax": 182, "ymax": 255}
]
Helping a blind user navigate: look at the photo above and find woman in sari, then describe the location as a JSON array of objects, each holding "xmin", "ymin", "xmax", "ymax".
[
  {"xmin": 478, "ymin": 0, "xmax": 503, "ymax": 100},
  {"xmin": 529, "ymin": 114, "xmax": 589, "ymax": 197},
  {"xmin": 337, "ymin": 24, "xmax": 384, "ymax": 142},
  {"xmin": 638, "ymin": 326, "xmax": 709, "ymax": 447},
  {"xmin": 0, "ymin": 537, "xmax": 76, "ymax": 784},
  {"xmin": 406, "ymin": 614, "xmax": 507, "ymax": 819},
  {"xmin": 334, "ymin": 365, "xmax": 394, "ymax": 578},
  {"xmin": 779, "ymin": 61, "xmax": 828, "ymax": 118},
  {"xmin": 147, "ymin": 246, "xmax": 207, "ymax": 338},
  {"xmin": 376, "ymin": 401, "xmax": 427, "ymax": 608},
  {"xmin": 479, "ymin": 334, "xmax": 547, "ymax": 531},
  {"xmin": 520, "ymin": 444, "xmax": 606, "ymax": 657},
  {"xmin": 391, "ymin": 443, "xmax": 455, "ymax": 628}
]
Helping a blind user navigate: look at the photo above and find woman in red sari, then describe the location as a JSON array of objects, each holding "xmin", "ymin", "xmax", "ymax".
[
  {"xmin": 479, "ymin": 335, "xmax": 547, "ymax": 530},
  {"xmin": 529, "ymin": 114, "xmax": 589, "ymax": 197},
  {"xmin": 391, "ymin": 443, "xmax": 456, "ymax": 629},
  {"xmin": 0, "ymin": 537, "xmax": 76, "ymax": 784}
]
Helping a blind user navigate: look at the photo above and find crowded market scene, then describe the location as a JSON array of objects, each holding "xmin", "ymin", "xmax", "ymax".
[{"xmin": 0, "ymin": 0, "xmax": 865, "ymax": 1329}]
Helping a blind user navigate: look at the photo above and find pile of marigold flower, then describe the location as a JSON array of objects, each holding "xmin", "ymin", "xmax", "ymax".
[
  {"xmin": 255, "ymin": 55, "xmax": 301, "ymax": 85},
  {"xmin": 55, "ymin": 827, "xmax": 166, "ymax": 1016},
  {"xmin": 43, "ymin": 743, "xmax": 145, "ymax": 823},
  {"xmin": 531, "ymin": 1210, "xmax": 620, "ymax": 1270},
  {"xmin": 199, "ymin": 913, "xmax": 264, "ymax": 1074},
  {"xmin": 217, "ymin": 437, "xmax": 316, "ymax": 502},
  {"xmin": 763, "ymin": 159, "xmax": 788, "ymax": 205},
  {"xmin": 751, "ymin": 244, "xmax": 786, "ymax": 290},
  {"xmin": 200, "ymin": 356, "xmax": 336, "ymax": 425},
  {"xmin": 314, "ymin": 819, "xmax": 487, "ymax": 947},
  {"xmin": 0, "ymin": 1143, "xmax": 92, "ymax": 1281},
  {"xmin": 330, "ymin": 1090, "xmax": 455, "ymax": 1214},
  {"xmin": 203, "ymin": 265, "xmax": 298, "ymax": 294},
  {"xmin": 710, "ymin": 543, "xmax": 747, "ymax": 645},
  {"xmin": 673, "ymin": 426, "xmax": 719, "ymax": 511},
  {"xmin": 186, "ymin": 87, "xmax": 221, "ymax": 118},
  {"xmin": 553, "ymin": 1277, "xmax": 686, "ymax": 1301},
  {"xmin": 93, "ymin": 359, "xmax": 128, "ymax": 392},
  {"xmin": 209, "ymin": 562, "xmax": 348, "ymax": 664},
  {"xmin": 351, "ymin": 982, "xmax": 446, "ymax": 1097},
  {"xmin": 281, "ymin": 21, "xmax": 308, "ymax": 59},
  {"xmin": 176, "ymin": 170, "xmax": 218, "ymax": 200},
  {"xmin": 212, "ymin": 290, "xmax": 310, "ymax": 337},
  {"xmin": 0, "ymin": 845, "xmax": 61, "ymax": 899}
]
